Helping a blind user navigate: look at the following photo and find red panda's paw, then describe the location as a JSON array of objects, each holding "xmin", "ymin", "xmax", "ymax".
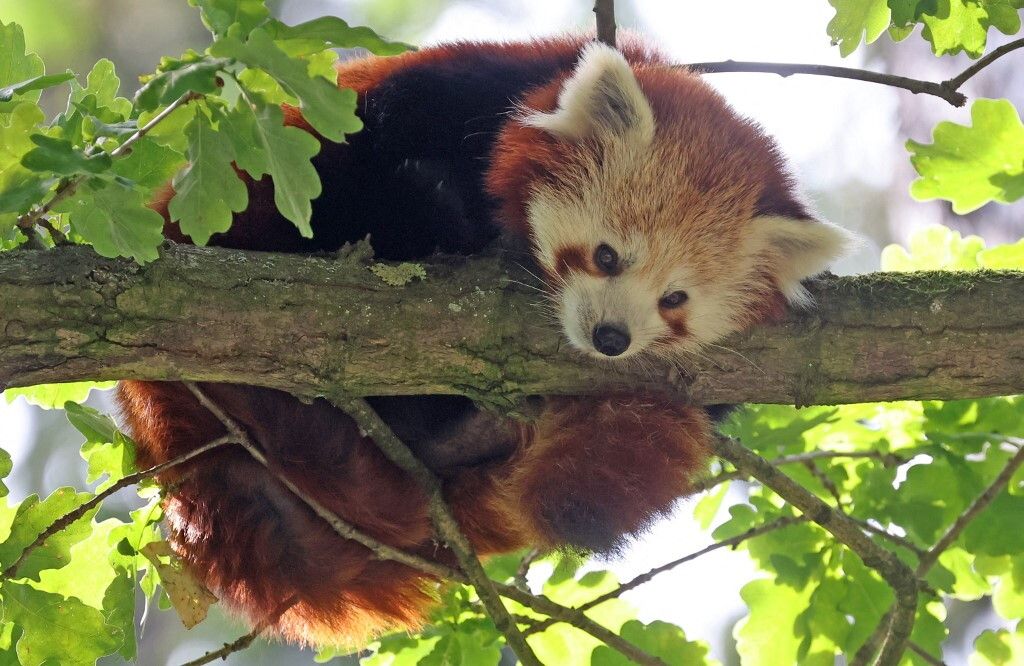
[{"xmin": 508, "ymin": 396, "xmax": 714, "ymax": 553}]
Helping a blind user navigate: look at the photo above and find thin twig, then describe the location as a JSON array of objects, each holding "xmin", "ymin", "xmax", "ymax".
[
  {"xmin": 522, "ymin": 515, "xmax": 806, "ymax": 636},
  {"xmin": 917, "ymin": 443, "xmax": 1024, "ymax": 574},
  {"xmin": 594, "ymin": 0, "xmax": 616, "ymax": 47},
  {"xmin": 178, "ymin": 594, "xmax": 299, "ymax": 666},
  {"xmin": 495, "ymin": 582, "xmax": 669, "ymax": 666},
  {"xmin": 686, "ymin": 37, "xmax": 1024, "ymax": 108},
  {"xmin": 333, "ymin": 396, "xmax": 544, "ymax": 666},
  {"xmin": 685, "ymin": 61, "xmax": 967, "ymax": 106},
  {"xmin": 907, "ymin": 641, "xmax": 948, "ymax": 666},
  {"xmin": 712, "ymin": 436, "xmax": 919, "ymax": 666},
  {"xmin": 945, "ymin": 36, "xmax": 1024, "ymax": 89},
  {"xmin": 1, "ymin": 434, "xmax": 235, "ymax": 580},
  {"xmin": 514, "ymin": 548, "xmax": 542, "ymax": 591},
  {"xmin": 182, "ymin": 383, "xmax": 459, "ymax": 581},
  {"xmin": 849, "ymin": 517, "xmax": 926, "ymax": 558},
  {"xmin": 690, "ymin": 449, "xmax": 907, "ymax": 494},
  {"xmin": 14, "ymin": 91, "xmax": 200, "ymax": 233}
]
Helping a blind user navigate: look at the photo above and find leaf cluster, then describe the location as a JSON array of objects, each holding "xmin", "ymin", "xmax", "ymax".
[{"xmin": 0, "ymin": 1, "xmax": 408, "ymax": 262}]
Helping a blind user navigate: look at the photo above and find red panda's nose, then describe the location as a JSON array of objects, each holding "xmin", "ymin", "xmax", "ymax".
[{"xmin": 592, "ymin": 324, "xmax": 630, "ymax": 357}]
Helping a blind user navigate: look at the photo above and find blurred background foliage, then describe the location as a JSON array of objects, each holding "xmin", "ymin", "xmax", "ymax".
[{"xmin": 1, "ymin": 0, "xmax": 1023, "ymax": 664}]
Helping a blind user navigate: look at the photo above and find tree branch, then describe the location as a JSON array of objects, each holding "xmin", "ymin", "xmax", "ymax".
[
  {"xmin": 712, "ymin": 436, "xmax": 919, "ymax": 666},
  {"xmin": 0, "ymin": 434, "xmax": 235, "ymax": 580},
  {"xmin": 2, "ymin": 245, "xmax": 1022, "ymax": 407},
  {"xmin": 178, "ymin": 594, "xmax": 299, "ymax": 666},
  {"xmin": 855, "ymin": 440, "xmax": 1024, "ymax": 664},
  {"xmin": 686, "ymin": 36, "xmax": 1024, "ymax": 108},
  {"xmin": 494, "ymin": 582, "xmax": 669, "ymax": 666},
  {"xmin": 916, "ymin": 442, "xmax": 1024, "ymax": 573},
  {"xmin": 14, "ymin": 92, "xmax": 200, "ymax": 235},
  {"xmin": 594, "ymin": 0, "xmax": 616, "ymax": 47},
  {"xmin": 522, "ymin": 515, "xmax": 806, "ymax": 637},
  {"xmin": 685, "ymin": 61, "xmax": 967, "ymax": 106},
  {"xmin": 332, "ymin": 396, "xmax": 543, "ymax": 666},
  {"xmin": 181, "ymin": 383, "xmax": 460, "ymax": 581},
  {"xmin": 690, "ymin": 450, "xmax": 908, "ymax": 494}
]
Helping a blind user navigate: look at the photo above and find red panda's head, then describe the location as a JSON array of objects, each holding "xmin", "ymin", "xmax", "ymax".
[{"xmin": 488, "ymin": 42, "xmax": 854, "ymax": 361}]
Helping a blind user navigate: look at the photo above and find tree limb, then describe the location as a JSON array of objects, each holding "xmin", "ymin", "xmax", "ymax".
[
  {"xmin": 686, "ymin": 36, "xmax": 1024, "ymax": 108},
  {"xmin": 712, "ymin": 436, "xmax": 919, "ymax": 666},
  {"xmin": 2, "ymin": 245, "xmax": 1022, "ymax": 407},
  {"xmin": 594, "ymin": 0, "xmax": 616, "ymax": 47},
  {"xmin": 522, "ymin": 515, "xmax": 807, "ymax": 637},
  {"xmin": 0, "ymin": 434, "xmax": 235, "ymax": 580}
]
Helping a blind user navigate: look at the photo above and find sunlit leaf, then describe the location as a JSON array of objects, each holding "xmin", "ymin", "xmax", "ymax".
[
  {"xmin": 167, "ymin": 107, "xmax": 248, "ymax": 245},
  {"xmin": 56, "ymin": 180, "xmax": 165, "ymax": 263},
  {"xmin": 1, "ymin": 581, "xmax": 123, "ymax": 665},
  {"xmin": 827, "ymin": 0, "xmax": 891, "ymax": 56},
  {"xmin": 3, "ymin": 381, "xmax": 115, "ymax": 409},
  {"xmin": 907, "ymin": 99, "xmax": 1024, "ymax": 214}
]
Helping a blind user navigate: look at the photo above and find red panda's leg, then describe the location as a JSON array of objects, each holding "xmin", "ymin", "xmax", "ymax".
[{"xmin": 449, "ymin": 396, "xmax": 714, "ymax": 554}]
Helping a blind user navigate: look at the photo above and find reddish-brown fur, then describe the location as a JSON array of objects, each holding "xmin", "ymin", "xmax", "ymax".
[{"xmin": 118, "ymin": 36, "xmax": 797, "ymax": 647}]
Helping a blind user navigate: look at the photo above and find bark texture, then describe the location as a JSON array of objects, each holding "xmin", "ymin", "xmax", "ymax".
[{"xmin": 2, "ymin": 244, "xmax": 1022, "ymax": 406}]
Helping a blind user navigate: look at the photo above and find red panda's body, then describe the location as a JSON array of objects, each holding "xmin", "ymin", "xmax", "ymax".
[{"xmin": 119, "ymin": 36, "xmax": 850, "ymax": 646}]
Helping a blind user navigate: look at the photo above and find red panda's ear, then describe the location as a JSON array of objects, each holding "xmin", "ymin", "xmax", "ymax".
[
  {"xmin": 748, "ymin": 216, "xmax": 858, "ymax": 308},
  {"xmin": 525, "ymin": 42, "xmax": 654, "ymax": 144}
]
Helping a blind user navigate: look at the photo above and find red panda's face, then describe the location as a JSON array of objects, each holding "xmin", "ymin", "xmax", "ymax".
[{"xmin": 509, "ymin": 43, "xmax": 854, "ymax": 361}]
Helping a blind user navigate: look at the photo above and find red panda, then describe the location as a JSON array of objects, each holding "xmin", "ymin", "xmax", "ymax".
[{"xmin": 117, "ymin": 36, "xmax": 851, "ymax": 647}]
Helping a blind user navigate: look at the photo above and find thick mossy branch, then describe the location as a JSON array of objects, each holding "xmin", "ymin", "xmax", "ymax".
[{"xmin": 1, "ymin": 244, "xmax": 1022, "ymax": 405}]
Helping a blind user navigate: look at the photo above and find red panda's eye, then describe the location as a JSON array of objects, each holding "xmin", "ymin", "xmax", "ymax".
[
  {"xmin": 594, "ymin": 244, "xmax": 619, "ymax": 274},
  {"xmin": 659, "ymin": 291, "xmax": 688, "ymax": 309}
]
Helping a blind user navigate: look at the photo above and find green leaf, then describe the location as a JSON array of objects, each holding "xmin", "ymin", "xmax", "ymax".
[
  {"xmin": 264, "ymin": 16, "xmax": 413, "ymax": 56},
  {"xmin": 21, "ymin": 134, "xmax": 113, "ymax": 175},
  {"xmin": 907, "ymin": 99, "xmax": 1024, "ymax": 214},
  {"xmin": 189, "ymin": 0, "xmax": 270, "ymax": 36},
  {"xmin": 102, "ymin": 568, "xmax": 138, "ymax": 660},
  {"xmin": 34, "ymin": 519, "xmax": 122, "ymax": 611},
  {"xmin": 3, "ymin": 381, "xmax": 115, "ymax": 409},
  {"xmin": 358, "ymin": 634, "xmax": 441, "ymax": 666},
  {"xmin": 56, "ymin": 180, "xmax": 165, "ymax": 263},
  {"xmin": 0, "ymin": 103, "xmax": 47, "ymax": 215},
  {"xmin": 70, "ymin": 59, "xmax": 132, "ymax": 120},
  {"xmin": 827, "ymin": 0, "xmax": 892, "ymax": 56},
  {"xmin": 110, "ymin": 137, "xmax": 184, "ymax": 189},
  {"xmin": 134, "ymin": 56, "xmax": 225, "ymax": 112},
  {"xmin": 0, "ymin": 451, "xmax": 11, "ymax": 500},
  {"xmin": 881, "ymin": 225, "xmax": 986, "ymax": 270},
  {"xmin": 66, "ymin": 402, "xmax": 137, "ymax": 491},
  {"xmin": 64, "ymin": 401, "xmax": 120, "ymax": 443},
  {"xmin": 210, "ymin": 27, "xmax": 362, "ymax": 142},
  {"xmin": 0, "ymin": 488, "xmax": 97, "ymax": 580},
  {"xmin": 735, "ymin": 578, "xmax": 813, "ymax": 666},
  {"xmin": 971, "ymin": 625, "xmax": 1024, "ymax": 665},
  {"xmin": 920, "ymin": 0, "xmax": 1024, "ymax": 57},
  {"xmin": 591, "ymin": 620, "xmax": 713, "ymax": 666},
  {"xmin": 221, "ymin": 99, "xmax": 321, "ymax": 235},
  {"xmin": 0, "ymin": 21, "xmax": 43, "ymax": 113},
  {"xmin": 979, "ymin": 238, "xmax": 1024, "ymax": 269},
  {"xmin": 1, "ymin": 581, "xmax": 123, "ymax": 665},
  {"xmin": 693, "ymin": 481, "xmax": 730, "ymax": 530},
  {"xmin": 993, "ymin": 556, "xmax": 1024, "ymax": 619},
  {"xmin": 963, "ymin": 492, "xmax": 1024, "ymax": 556},
  {"xmin": 167, "ymin": 108, "xmax": 248, "ymax": 244},
  {"xmin": 0, "ymin": 72, "xmax": 74, "ymax": 103}
]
